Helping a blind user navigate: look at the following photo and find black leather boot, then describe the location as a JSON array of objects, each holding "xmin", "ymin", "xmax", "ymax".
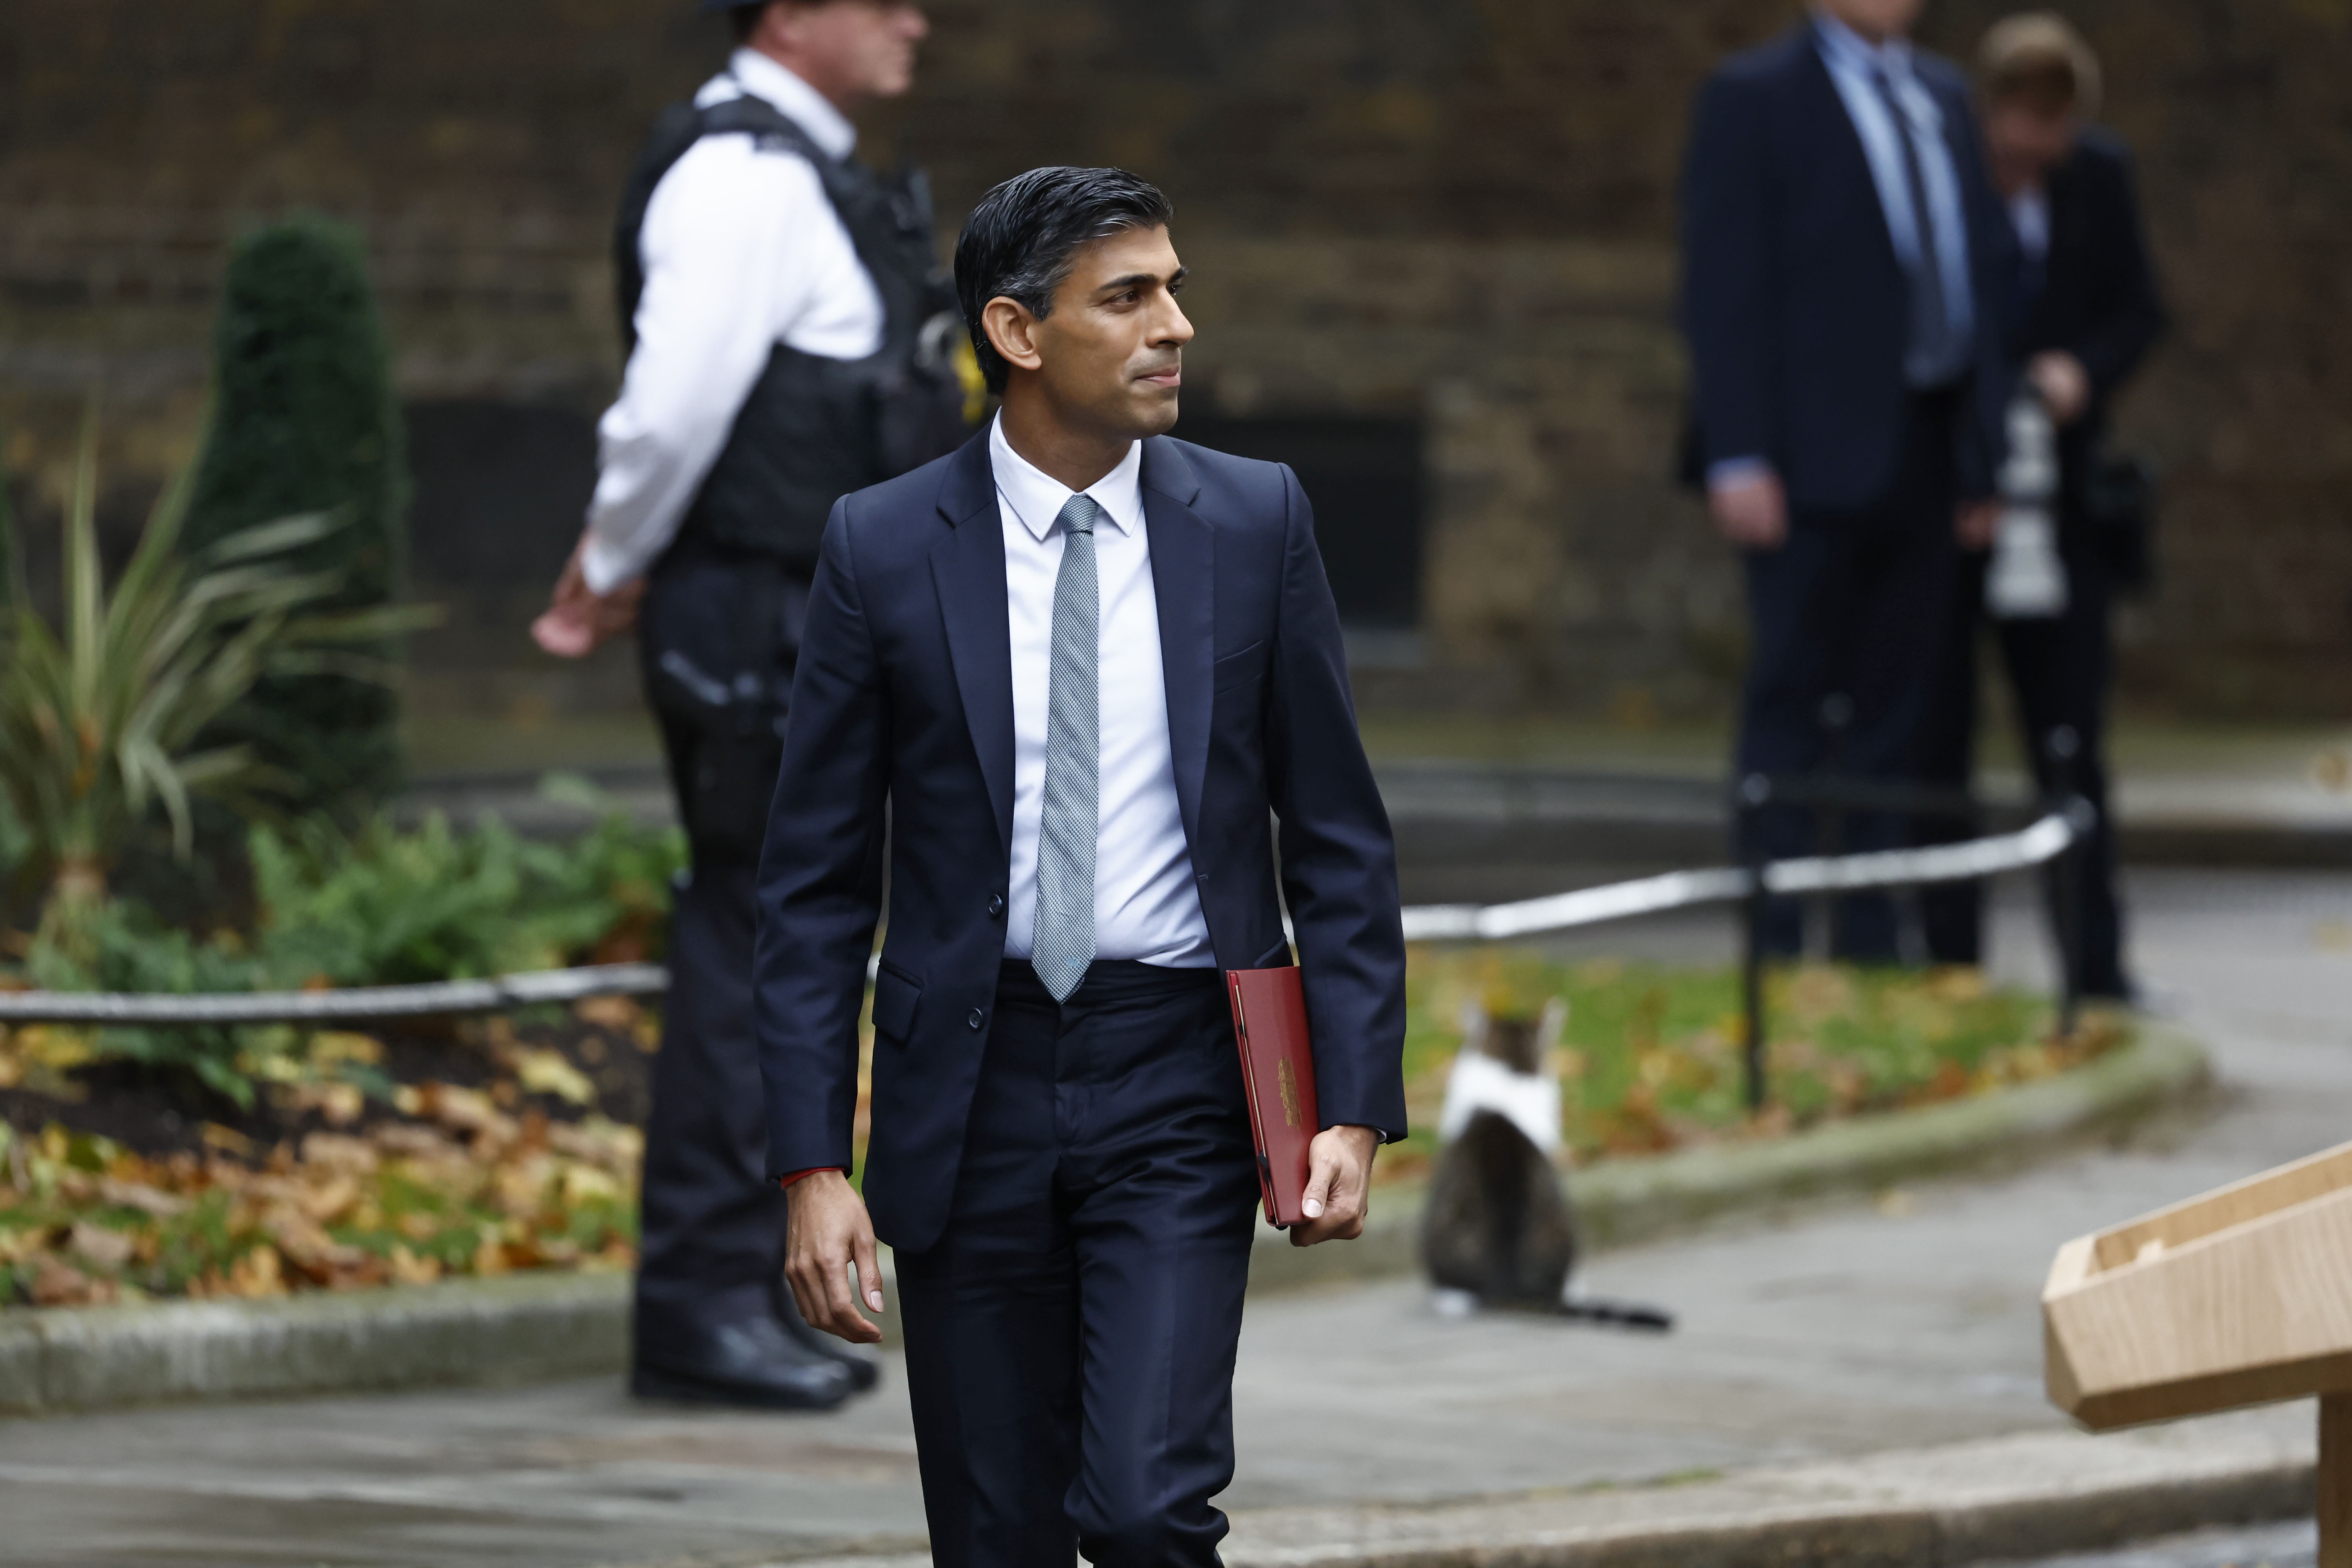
[{"xmin": 631, "ymin": 1314, "xmax": 856, "ymax": 1411}]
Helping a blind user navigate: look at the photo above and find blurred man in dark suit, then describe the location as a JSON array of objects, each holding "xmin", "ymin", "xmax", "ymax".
[
  {"xmin": 1680, "ymin": 0, "xmax": 2011, "ymax": 960},
  {"xmin": 1917, "ymin": 14, "xmax": 2165, "ymax": 997}
]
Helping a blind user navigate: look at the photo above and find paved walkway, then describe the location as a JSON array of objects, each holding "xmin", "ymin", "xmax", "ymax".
[{"xmin": 3, "ymin": 867, "xmax": 2348, "ymax": 1566}]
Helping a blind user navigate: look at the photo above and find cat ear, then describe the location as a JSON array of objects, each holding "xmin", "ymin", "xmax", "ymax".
[
  {"xmin": 1538, "ymin": 996, "xmax": 1569, "ymax": 1054},
  {"xmin": 1458, "ymin": 998, "xmax": 1488, "ymax": 1054}
]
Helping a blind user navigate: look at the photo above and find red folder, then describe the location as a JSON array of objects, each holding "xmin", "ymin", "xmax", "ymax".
[{"xmin": 1225, "ymin": 967, "xmax": 1321, "ymax": 1229}]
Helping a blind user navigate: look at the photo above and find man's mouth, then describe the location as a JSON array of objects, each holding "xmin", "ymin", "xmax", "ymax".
[{"xmin": 1136, "ymin": 364, "xmax": 1182, "ymax": 389}]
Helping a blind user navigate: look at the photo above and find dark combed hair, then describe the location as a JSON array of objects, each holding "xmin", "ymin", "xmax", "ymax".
[
  {"xmin": 954, "ymin": 166, "xmax": 1174, "ymax": 393},
  {"xmin": 729, "ymin": 3, "xmax": 769, "ymax": 44}
]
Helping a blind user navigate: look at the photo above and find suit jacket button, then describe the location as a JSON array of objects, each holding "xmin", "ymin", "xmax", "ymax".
[
  {"xmin": 967, "ymin": 1008, "xmax": 985, "ymax": 1030},
  {"xmin": 988, "ymin": 894, "xmax": 1004, "ymax": 920}
]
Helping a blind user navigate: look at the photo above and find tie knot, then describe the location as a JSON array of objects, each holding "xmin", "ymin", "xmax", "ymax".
[{"xmin": 1056, "ymin": 494, "xmax": 1102, "ymax": 537}]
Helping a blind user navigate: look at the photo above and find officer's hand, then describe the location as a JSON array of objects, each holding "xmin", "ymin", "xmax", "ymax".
[
  {"xmin": 1289, "ymin": 1124, "xmax": 1380, "ymax": 1248},
  {"xmin": 532, "ymin": 534, "xmax": 644, "ymax": 658},
  {"xmin": 784, "ymin": 1170, "xmax": 887, "ymax": 1344},
  {"xmin": 1709, "ymin": 468, "xmax": 1788, "ymax": 551},
  {"xmin": 2028, "ymin": 351, "xmax": 2091, "ymax": 427},
  {"xmin": 1955, "ymin": 499, "xmax": 2001, "ymax": 551}
]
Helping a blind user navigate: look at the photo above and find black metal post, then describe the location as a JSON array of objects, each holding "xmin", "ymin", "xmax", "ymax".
[
  {"xmin": 1737, "ymin": 772, "xmax": 1772, "ymax": 1115},
  {"xmin": 1813, "ymin": 693, "xmax": 1854, "ymax": 961},
  {"xmin": 2044, "ymin": 725, "xmax": 2084, "ymax": 1040}
]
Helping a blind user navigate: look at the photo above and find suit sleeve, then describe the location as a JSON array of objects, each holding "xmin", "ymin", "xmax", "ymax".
[
  {"xmin": 1678, "ymin": 70, "xmax": 1776, "ymax": 472},
  {"xmin": 753, "ymin": 497, "xmax": 892, "ymax": 1180},
  {"xmin": 1263, "ymin": 466, "xmax": 1409, "ymax": 1141},
  {"xmin": 2066, "ymin": 145, "xmax": 2166, "ymax": 403}
]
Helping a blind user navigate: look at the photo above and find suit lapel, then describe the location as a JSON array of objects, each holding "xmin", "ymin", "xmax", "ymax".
[
  {"xmin": 1797, "ymin": 26, "xmax": 1906, "ymax": 275},
  {"xmin": 1140, "ymin": 437, "xmax": 1211, "ymax": 853},
  {"xmin": 930, "ymin": 433, "xmax": 1015, "ymax": 857}
]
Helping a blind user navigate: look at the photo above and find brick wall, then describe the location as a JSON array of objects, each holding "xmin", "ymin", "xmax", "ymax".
[{"xmin": 2, "ymin": 0, "xmax": 2347, "ymax": 717}]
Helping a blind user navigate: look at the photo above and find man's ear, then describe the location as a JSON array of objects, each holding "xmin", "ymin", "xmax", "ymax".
[{"xmin": 982, "ymin": 296, "xmax": 1045, "ymax": 379}]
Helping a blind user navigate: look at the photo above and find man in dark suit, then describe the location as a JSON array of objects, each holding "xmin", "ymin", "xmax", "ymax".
[
  {"xmin": 1918, "ymin": 15, "xmax": 2165, "ymax": 996},
  {"xmin": 1680, "ymin": 0, "xmax": 2011, "ymax": 958},
  {"xmin": 752, "ymin": 166, "xmax": 1408, "ymax": 1567}
]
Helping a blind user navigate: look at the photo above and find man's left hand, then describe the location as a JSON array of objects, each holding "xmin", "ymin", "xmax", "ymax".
[{"xmin": 1289, "ymin": 1124, "xmax": 1380, "ymax": 1247}]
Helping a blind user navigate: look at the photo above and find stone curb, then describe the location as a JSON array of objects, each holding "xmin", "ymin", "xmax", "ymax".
[
  {"xmin": 1213, "ymin": 1420, "xmax": 2314, "ymax": 1568},
  {"xmin": 0, "ymin": 1269, "xmax": 629, "ymax": 1417},
  {"xmin": 656, "ymin": 1419, "xmax": 2314, "ymax": 1568},
  {"xmin": 0, "ymin": 1026, "xmax": 2207, "ymax": 1417}
]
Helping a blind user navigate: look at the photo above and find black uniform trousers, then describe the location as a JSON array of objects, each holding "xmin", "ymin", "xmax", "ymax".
[
  {"xmin": 1735, "ymin": 389, "xmax": 1963, "ymax": 960},
  {"xmin": 1915, "ymin": 538, "xmax": 2129, "ymax": 996},
  {"xmin": 896, "ymin": 959, "xmax": 1262, "ymax": 1568},
  {"xmin": 632, "ymin": 547, "xmax": 807, "ymax": 1351}
]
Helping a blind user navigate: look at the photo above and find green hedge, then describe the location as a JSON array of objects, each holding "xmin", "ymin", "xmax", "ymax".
[{"xmin": 184, "ymin": 215, "xmax": 410, "ymax": 820}]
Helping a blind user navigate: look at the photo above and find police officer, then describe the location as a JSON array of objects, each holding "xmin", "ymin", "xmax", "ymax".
[{"xmin": 534, "ymin": 0, "xmax": 965, "ymax": 1410}]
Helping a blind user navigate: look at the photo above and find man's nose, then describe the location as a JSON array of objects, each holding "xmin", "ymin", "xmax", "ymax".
[{"xmin": 1155, "ymin": 298, "xmax": 1196, "ymax": 348}]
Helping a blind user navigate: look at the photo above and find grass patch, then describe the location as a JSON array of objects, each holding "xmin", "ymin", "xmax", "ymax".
[{"xmin": 1382, "ymin": 948, "xmax": 2129, "ymax": 1183}]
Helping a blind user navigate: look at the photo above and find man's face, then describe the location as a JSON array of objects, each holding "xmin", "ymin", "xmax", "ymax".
[
  {"xmin": 771, "ymin": 1, "xmax": 927, "ymax": 102},
  {"xmin": 1985, "ymin": 98, "xmax": 2077, "ymax": 195},
  {"xmin": 1815, "ymin": 0, "xmax": 1925, "ymax": 44},
  {"xmin": 1021, "ymin": 225, "xmax": 1194, "ymax": 443}
]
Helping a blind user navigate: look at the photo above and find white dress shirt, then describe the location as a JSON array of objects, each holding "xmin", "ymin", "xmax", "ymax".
[
  {"xmin": 580, "ymin": 50, "xmax": 885, "ymax": 593},
  {"xmin": 991, "ymin": 416, "xmax": 1213, "ymax": 970}
]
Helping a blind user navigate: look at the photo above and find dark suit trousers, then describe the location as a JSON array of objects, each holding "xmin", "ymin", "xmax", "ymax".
[
  {"xmin": 896, "ymin": 960, "xmax": 1261, "ymax": 1568},
  {"xmin": 1916, "ymin": 543, "xmax": 2129, "ymax": 996},
  {"xmin": 1736, "ymin": 390, "xmax": 1962, "ymax": 959},
  {"xmin": 633, "ymin": 554, "xmax": 803, "ymax": 1350}
]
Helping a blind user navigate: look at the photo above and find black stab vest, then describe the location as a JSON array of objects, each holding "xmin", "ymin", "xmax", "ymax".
[{"xmin": 613, "ymin": 91, "xmax": 968, "ymax": 567}]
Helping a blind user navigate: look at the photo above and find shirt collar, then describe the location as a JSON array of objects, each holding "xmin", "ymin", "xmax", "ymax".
[
  {"xmin": 990, "ymin": 414, "xmax": 1144, "ymax": 543},
  {"xmin": 1813, "ymin": 9, "xmax": 1915, "ymax": 81},
  {"xmin": 717, "ymin": 48, "xmax": 858, "ymax": 160}
]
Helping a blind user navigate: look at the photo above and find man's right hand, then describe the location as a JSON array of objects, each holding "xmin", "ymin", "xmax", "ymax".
[
  {"xmin": 784, "ymin": 1171, "xmax": 886, "ymax": 1345},
  {"xmin": 1708, "ymin": 466, "xmax": 1789, "ymax": 550}
]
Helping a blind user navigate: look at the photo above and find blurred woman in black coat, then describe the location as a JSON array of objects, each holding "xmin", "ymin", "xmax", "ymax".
[{"xmin": 1919, "ymin": 13, "xmax": 2165, "ymax": 998}]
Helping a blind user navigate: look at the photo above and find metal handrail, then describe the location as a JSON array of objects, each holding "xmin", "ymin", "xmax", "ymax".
[{"xmin": 0, "ymin": 807, "xmax": 2088, "ymax": 1029}]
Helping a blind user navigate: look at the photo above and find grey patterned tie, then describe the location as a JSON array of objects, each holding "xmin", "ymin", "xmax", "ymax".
[{"xmin": 1030, "ymin": 494, "xmax": 1102, "ymax": 1003}]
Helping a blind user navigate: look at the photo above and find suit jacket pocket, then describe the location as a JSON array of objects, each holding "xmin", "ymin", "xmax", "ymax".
[
  {"xmin": 872, "ymin": 962, "xmax": 922, "ymax": 1043},
  {"xmin": 1212, "ymin": 639, "xmax": 1269, "ymax": 694}
]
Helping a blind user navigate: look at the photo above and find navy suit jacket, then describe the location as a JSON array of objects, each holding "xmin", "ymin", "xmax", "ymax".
[
  {"xmin": 2017, "ymin": 129, "xmax": 2165, "ymax": 459},
  {"xmin": 751, "ymin": 428, "xmax": 1409, "ymax": 1253},
  {"xmin": 1678, "ymin": 23, "xmax": 2014, "ymax": 512}
]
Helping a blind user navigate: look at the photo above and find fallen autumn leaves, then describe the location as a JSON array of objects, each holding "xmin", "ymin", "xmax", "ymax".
[{"xmin": 0, "ymin": 1083, "xmax": 641, "ymax": 1307}]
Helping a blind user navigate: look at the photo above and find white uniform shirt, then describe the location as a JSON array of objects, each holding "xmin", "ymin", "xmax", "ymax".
[
  {"xmin": 991, "ymin": 416, "xmax": 1213, "ymax": 970},
  {"xmin": 580, "ymin": 50, "xmax": 885, "ymax": 594}
]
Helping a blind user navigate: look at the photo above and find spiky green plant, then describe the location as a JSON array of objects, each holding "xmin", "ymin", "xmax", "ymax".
[{"xmin": 0, "ymin": 403, "xmax": 431, "ymax": 925}]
